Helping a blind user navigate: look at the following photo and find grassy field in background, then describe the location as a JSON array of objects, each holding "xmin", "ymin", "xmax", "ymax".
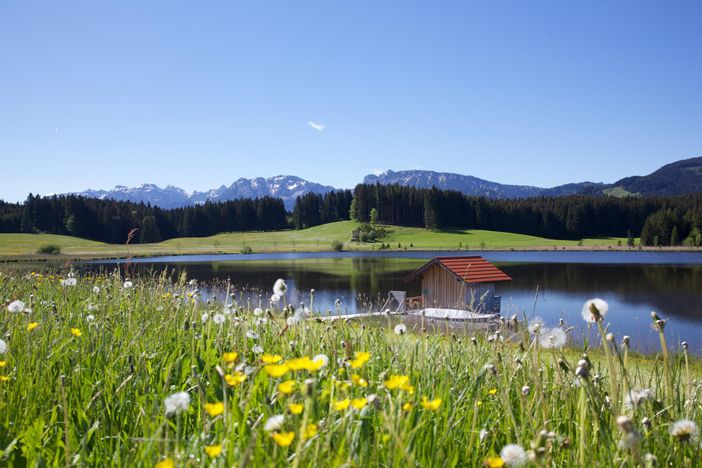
[{"xmin": 0, "ymin": 220, "xmax": 635, "ymax": 260}]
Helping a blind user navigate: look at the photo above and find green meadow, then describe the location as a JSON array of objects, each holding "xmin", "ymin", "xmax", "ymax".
[
  {"xmin": 0, "ymin": 271, "xmax": 700, "ymax": 466},
  {"xmin": 0, "ymin": 221, "xmax": 630, "ymax": 260}
]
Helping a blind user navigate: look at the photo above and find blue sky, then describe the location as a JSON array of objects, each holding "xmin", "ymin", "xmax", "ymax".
[{"xmin": 1, "ymin": 0, "xmax": 700, "ymax": 202}]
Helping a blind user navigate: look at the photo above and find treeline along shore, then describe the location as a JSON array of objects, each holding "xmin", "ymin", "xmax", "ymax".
[{"xmin": 1, "ymin": 184, "xmax": 700, "ymax": 246}]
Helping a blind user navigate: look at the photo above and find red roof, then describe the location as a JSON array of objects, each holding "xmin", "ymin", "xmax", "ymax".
[{"xmin": 405, "ymin": 256, "xmax": 512, "ymax": 284}]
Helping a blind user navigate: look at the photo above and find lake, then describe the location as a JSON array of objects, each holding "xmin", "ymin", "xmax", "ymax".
[{"xmin": 83, "ymin": 251, "xmax": 702, "ymax": 354}]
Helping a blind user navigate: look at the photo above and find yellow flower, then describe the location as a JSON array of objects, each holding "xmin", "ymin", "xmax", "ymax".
[
  {"xmin": 382, "ymin": 434, "xmax": 391, "ymax": 443},
  {"xmin": 155, "ymin": 458, "xmax": 174, "ymax": 468},
  {"xmin": 204, "ymin": 445, "xmax": 222, "ymax": 458},
  {"xmin": 333, "ymin": 398, "xmax": 351, "ymax": 411},
  {"xmin": 262, "ymin": 353, "xmax": 282, "ymax": 364},
  {"xmin": 351, "ymin": 397, "xmax": 368, "ymax": 410},
  {"xmin": 351, "ymin": 374, "xmax": 368, "ymax": 387},
  {"xmin": 306, "ymin": 356, "xmax": 326, "ymax": 372},
  {"xmin": 288, "ymin": 403, "xmax": 304, "ymax": 414},
  {"xmin": 27, "ymin": 322, "xmax": 39, "ymax": 332},
  {"xmin": 476, "ymin": 400, "xmax": 483, "ymax": 407},
  {"xmin": 384, "ymin": 375, "xmax": 410, "ymax": 390},
  {"xmin": 488, "ymin": 388, "xmax": 497, "ymax": 396},
  {"xmin": 70, "ymin": 328, "xmax": 82, "ymax": 337},
  {"xmin": 0, "ymin": 361, "xmax": 6, "ymax": 368},
  {"xmin": 286, "ymin": 357, "xmax": 309, "ymax": 371},
  {"xmin": 402, "ymin": 402, "xmax": 413, "ymax": 412},
  {"xmin": 349, "ymin": 351, "xmax": 371, "ymax": 369},
  {"xmin": 224, "ymin": 372, "xmax": 246, "ymax": 386},
  {"xmin": 485, "ymin": 457, "xmax": 505, "ymax": 468},
  {"xmin": 0, "ymin": 376, "xmax": 8, "ymax": 382},
  {"xmin": 303, "ymin": 423, "xmax": 318, "ymax": 439},
  {"xmin": 421, "ymin": 397, "xmax": 442, "ymax": 411},
  {"xmin": 264, "ymin": 363, "xmax": 289, "ymax": 378},
  {"xmin": 271, "ymin": 431, "xmax": 295, "ymax": 447},
  {"xmin": 223, "ymin": 352, "xmax": 239, "ymax": 363},
  {"xmin": 278, "ymin": 379, "xmax": 296, "ymax": 395},
  {"xmin": 204, "ymin": 402, "xmax": 225, "ymax": 417}
]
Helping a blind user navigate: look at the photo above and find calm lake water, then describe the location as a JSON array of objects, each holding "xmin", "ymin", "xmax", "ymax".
[{"xmin": 84, "ymin": 251, "xmax": 702, "ymax": 354}]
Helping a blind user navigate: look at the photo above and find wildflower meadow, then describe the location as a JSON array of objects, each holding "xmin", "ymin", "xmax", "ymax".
[{"xmin": 0, "ymin": 269, "xmax": 701, "ymax": 466}]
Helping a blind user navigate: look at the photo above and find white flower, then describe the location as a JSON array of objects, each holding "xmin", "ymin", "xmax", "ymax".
[
  {"xmin": 92, "ymin": 286, "xmax": 100, "ymax": 294},
  {"xmin": 252, "ymin": 344, "xmax": 264, "ymax": 354},
  {"xmin": 270, "ymin": 294, "xmax": 281, "ymax": 304},
  {"xmin": 394, "ymin": 323, "xmax": 407, "ymax": 335},
  {"xmin": 188, "ymin": 279, "xmax": 198, "ymax": 286},
  {"xmin": 201, "ymin": 313, "xmax": 209, "ymax": 323},
  {"xmin": 624, "ymin": 388, "xmax": 653, "ymax": 410},
  {"xmin": 246, "ymin": 330, "xmax": 259, "ymax": 340},
  {"xmin": 0, "ymin": 338, "xmax": 7, "ymax": 354},
  {"xmin": 500, "ymin": 444, "xmax": 528, "ymax": 467},
  {"xmin": 86, "ymin": 314, "xmax": 95, "ymax": 322},
  {"xmin": 264, "ymin": 414, "xmax": 285, "ymax": 432},
  {"xmin": 213, "ymin": 313, "xmax": 226, "ymax": 325},
  {"xmin": 273, "ymin": 279, "xmax": 287, "ymax": 297},
  {"xmin": 582, "ymin": 298, "xmax": 609, "ymax": 323},
  {"xmin": 61, "ymin": 277, "xmax": 77, "ymax": 287},
  {"xmin": 87, "ymin": 303, "xmax": 96, "ymax": 311},
  {"xmin": 539, "ymin": 327, "xmax": 567, "ymax": 349},
  {"xmin": 123, "ymin": 281, "xmax": 133, "ymax": 289},
  {"xmin": 164, "ymin": 391, "xmax": 190, "ymax": 415},
  {"xmin": 7, "ymin": 300, "xmax": 25, "ymax": 313},
  {"xmin": 253, "ymin": 307, "xmax": 263, "ymax": 316},
  {"xmin": 670, "ymin": 419, "xmax": 699, "ymax": 443},
  {"xmin": 312, "ymin": 354, "xmax": 329, "ymax": 368}
]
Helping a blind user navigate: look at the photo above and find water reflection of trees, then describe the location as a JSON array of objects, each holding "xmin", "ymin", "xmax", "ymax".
[{"xmin": 499, "ymin": 264, "xmax": 702, "ymax": 321}]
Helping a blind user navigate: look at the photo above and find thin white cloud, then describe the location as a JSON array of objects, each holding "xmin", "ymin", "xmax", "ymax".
[{"xmin": 307, "ymin": 121, "xmax": 326, "ymax": 131}]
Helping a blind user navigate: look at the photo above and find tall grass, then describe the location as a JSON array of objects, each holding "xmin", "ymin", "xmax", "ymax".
[{"xmin": 0, "ymin": 270, "xmax": 700, "ymax": 466}]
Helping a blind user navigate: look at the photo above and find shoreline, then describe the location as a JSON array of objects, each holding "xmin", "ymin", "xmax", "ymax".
[{"xmin": 1, "ymin": 244, "xmax": 701, "ymax": 263}]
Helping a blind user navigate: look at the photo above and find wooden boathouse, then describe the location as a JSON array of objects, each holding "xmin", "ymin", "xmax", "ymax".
[{"xmin": 404, "ymin": 256, "xmax": 511, "ymax": 312}]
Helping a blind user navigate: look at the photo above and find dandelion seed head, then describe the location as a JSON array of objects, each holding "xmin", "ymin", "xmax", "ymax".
[
  {"xmin": 253, "ymin": 307, "xmax": 263, "ymax": 316},
  {"xmin": 264, "ymin": 414, "xmax": 284, "ymax": 432},
  {"xmin": 394, "ymin": 323, "xmax": 407, "ymax": 335},
  {"xmin": 670, "ymin": 419, "xmax": 699, "ymax": 443},
  {"xmin": 246, "ymin": 330, "xmax": 259, "ymax": 340},
  {"xmin": 93, "ymin": 286, "xmax": 100, "ymax": 294},
  {"xmin": 201, "ymin": 313, "xmax": 209, "ymax": 323},
  {"xmin": 7, "ymin": 300, "xmax": 25, "ymax": 313},
  {"xmin": 123, "ymin": 281, "xmax": 133, "ymax": 289},
  {"xmin": 582, "ymin": 298, "xmax": 608, "ymax": 323},
  {"xmin": 86, "ymin": 314, "xmax": 95, "ymax": 322},
  {"xmin": 539, "ymin": 327, "xmax": 567, "ymax": 349},
  {"xmin": 213, "ymin": 313, "xmax": 226, "ymax": 325},
  {"xmin": 164, "ymin": 391, "xmax": 190, "ymax": 415},
  {"xmin": 61, "ymin": 277, "xmax": 77, "ymax": 287},
  {"xmin": 528, "ymin": 317, "xmax": 544, "ymax": 335},
  {"xmin": 0, "ymin": 338, "xmax": 7, "ymax": 354},
  {"xmin": 273, "ymin": 279, "xmax": 287, "ymax": 296},
  {"xmin": 270, "ymin": 294, "xmax": 281, "ymax": 304},
  {"xmin": 252, "ymin": 344, "xmax": 264, "ymax": 354},
  {"xmin": 312, "ymin": 353, "xmax": 329, "ymax": 368},
  {"xmin": 624, "ymin": 388, "xmax": 653, "ymax": 410},
  {"xmin": 500, "ymin": 444, "xmax": 527, "ymax": 467}
]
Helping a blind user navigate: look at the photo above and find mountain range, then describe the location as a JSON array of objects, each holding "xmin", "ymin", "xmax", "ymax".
[{"xmin": 67, "ymin": 157, "xmax": 701, "ymax": 209}]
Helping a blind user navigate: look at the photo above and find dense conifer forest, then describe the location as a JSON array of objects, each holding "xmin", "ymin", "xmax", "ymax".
[
  {"xmin": 1, "ymin": 185, "xmax": 700, "ymax": 246},
  {"xmin": 349, "ymin": 184, "xmax": 702, "ymax": 246}
]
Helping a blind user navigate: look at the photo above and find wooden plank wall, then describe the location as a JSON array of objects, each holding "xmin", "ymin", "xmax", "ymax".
[{"xmin": 421, "ymin": 265, "xmax": 467, "ymax": 309}]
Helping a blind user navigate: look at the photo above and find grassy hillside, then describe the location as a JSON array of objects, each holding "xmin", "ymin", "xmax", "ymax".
[{"xmin": 0, "ymin": 221, "xmax": 632, "ymax": 260}]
